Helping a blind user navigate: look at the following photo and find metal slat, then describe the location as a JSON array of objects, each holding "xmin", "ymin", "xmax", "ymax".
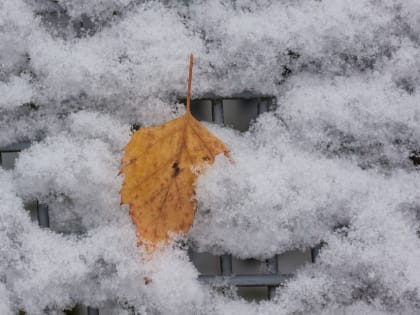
[
  {"xmin": 87, "ymin": 307, "xmax": 99, "ymax": 315},
  {"xmin": 267, "ymin": 255, "xmax": 278, "ymax": 299},
  {"xmin": 311, "ymin": 243, "xmax": 323, "ymax": 263},
  {"xmin": 269, "ymin": 97, "xmax": 277, "ymax": 112},
  {"xmin": 212, "ymin": 99, "xmax": 224, "ymax": 125},
  {"xmin": 37, "ymin": 203, "xmax": 50, "ymax": 228},
  {"xmin": 181, "ymin": 91, "xmax": 273, "ymax": 102},
  {"xmin": 198, "ymin": 273, "xmax": 293, "ymax": 287},
  {"xmin": 258, "ymin": 98, "xmax": 269, "ymax": 114},
  {"xmin": 0, "ymin": 142, "xmax": 31, "ymax": 152},
  {"xmin": 220, "ymin": 254, "xmax": 232, "ymax": 276},
  {"xmin": 187, "ymin": 95, "xmax": 292, "ymax": 301}
]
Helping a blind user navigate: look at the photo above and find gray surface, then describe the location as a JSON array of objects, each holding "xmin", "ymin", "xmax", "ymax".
[
  {"xmin": 232, "ymin": 257, "xmax": 268, "ymax": 275},
  {"xmin": 189, "ymin": 251, "xmax": 221, "ymax": 275},
  {"xmin": 37, "ymin": 203, "xmax": 50, "ymax": 228},
  {"xmin": 267, "ymin": 255, "xmax": 278, "ymax": 299},
  {"xmin": 277, "ymin": 249, "xmax": 312, "ymax": 273},
  {"xmin": 237, "ymin": 286, "xmax": 268, "ymax": 302},
  {"xmin": 198, "ymin": 274, "xmax": 293, "ymax": 286},
  {"xmin": 87, "ymin": 307, "xmax": 99, "ymax": 315},
  {"xmin": 191, "ymin": 100, "xmax": 212, "ymax": 122},
  {"xmin": 26, "ymin": 200, "xmax": 39, "ymax": 223},
  {"xmin": 220, "ymin": 254, "xmax": 233, "ymax": 276},
  {"xmin": 0, "ymin": 152, "xmax": 19, "ymax": 170},
  {"xmin": 64, "ymin": 304, "xmax": 88, "ymax": 315},
  {"xmin": 212, "ymin": 99, "xmax": 224, "ymax": 125},
  {"xmin": 223, "ymin": 99, "xmax": 259, "ymax": 132},
  {"xmin": 258, "ymin": 99, "xmax": 269, "ymax": 114}
]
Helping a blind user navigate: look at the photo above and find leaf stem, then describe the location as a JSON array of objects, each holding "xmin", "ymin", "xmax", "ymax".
[{"xmin": 186, "ymin": 54, "xmax": 194, "ymax": 114}]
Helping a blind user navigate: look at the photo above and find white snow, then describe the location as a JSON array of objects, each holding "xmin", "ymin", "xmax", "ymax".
[{"xmin": 1, "ymin": 0, "xmax": 420, "ymax": 313}]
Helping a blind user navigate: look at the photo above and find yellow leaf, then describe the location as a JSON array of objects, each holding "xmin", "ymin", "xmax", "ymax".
[{"xmin": 120, "ymin": 54, "xmax": 229, "ymax": 248}]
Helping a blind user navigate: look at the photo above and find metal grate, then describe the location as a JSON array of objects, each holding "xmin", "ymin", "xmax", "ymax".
[
  {"xmin": 182, "ymin": 94, "xmax": 320, "ymax": 301},
  {"xmin": 1, "ymin": 94, "xmax": 321, "ymax": 312},
  {"xmin": 197, "ymin": 254, "xmax": 293, "ymax": 299},
  {"xmin": 179, "ymin": 92, "xmax": 276, "ymax": 129},
  {"xmin": 0, "ymin": 145, "xmax": 100, "ymax": 315}
]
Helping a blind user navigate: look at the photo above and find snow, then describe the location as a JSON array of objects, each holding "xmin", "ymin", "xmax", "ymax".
[
  {"xmin": 1, "ymin": 0, "xmax": 420, "ymax": 314},
  {"xmin": 0, "ymin": 75, "xmax": 33, "ymax": 110}
]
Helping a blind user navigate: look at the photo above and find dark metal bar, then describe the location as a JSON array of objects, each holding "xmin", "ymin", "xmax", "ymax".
[
  {"xmin": 311, "ymin": 243, "xmax": 323, "ymax": 263},
  {"xmin": 179, "ymin": 95, "xmax": 274, "ymax": 103},
  {"xmin": 268, "ymin": 97, "xmax": 277, "ymax": 112},
  {"xmin": 0, "ymin": 142, "xmax": 31, "ymax": 152},
  {"xmin": 198, "ymin": 273, "xmax": 293, "ymax": 287},
  {"xmin": 220, "ymin": 254, "xmax": 232, "ymax": 276},
  {"xmin": 37, "ymin": 202, "xmax": 50, "ymax": 228},
  {"xmin": 266, "ymin": 256, "xmax": 278, "ymax": 274},
  {"xmin": 212, "ymin": 99, "xmax": 224, "ymax": 125},
  {"xmin": 87, "ymin": 307, "xmax": 99, "ymax": 315},
  {"xmin": 258, "ymin": 98, "xmax": 269, "ymax": 115},
  {"xmin": 267, "ymin": 255, "xmax": 278, "ymax": 299}
]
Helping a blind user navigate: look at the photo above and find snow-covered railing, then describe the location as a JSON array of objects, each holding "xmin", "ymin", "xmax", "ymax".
[
  {"xmin": 0, "ymin": 94, "xmax": 318, "ymax": 312},
  {"xmin": 179, "ymin": 91, "xmax": 276, "ymax": 128},
  {"xmin": 0, "ymin": 145, "xmax": 99, "ymax": 315},
  {"xmin": 182, "ymin": 94, "xmax": 320, "ymax": 300},
  {"xmin": 0, "ymin": 143, "xmax": 50, "ymax": 228},
  {"xmin": 198, "ymin": 254, "xmax": 293, "ymax": 299}
]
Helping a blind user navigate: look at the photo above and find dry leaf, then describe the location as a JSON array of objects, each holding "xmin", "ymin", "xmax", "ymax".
[{"xmin": 120, "ymin": 54, "xmax": 229, "ymax": 247}]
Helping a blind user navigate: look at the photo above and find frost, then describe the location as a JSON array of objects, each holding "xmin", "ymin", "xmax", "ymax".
[
  {"xmin": 14, "ymin": 134, "xmax": 125, "ymax": 231},
  {"xmin": 55, "ymin": 0, "xmax": 132, "ymax": 19},
  {"xmin": 2, "ymin": 0, "xmax": 420, "ymax": 314},
  {"xmin": 0, "ymin": 75, "xmax": 33, "ymax": 110},
  {"xmin": 278, "ymin": 73, "xmax": 420, "ymax": 170},
  {"xmin": 192, "ymin": 125, "xmax": 420, "ymax": 258}
]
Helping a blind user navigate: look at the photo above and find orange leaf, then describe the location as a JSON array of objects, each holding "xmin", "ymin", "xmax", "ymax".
[{"xmin": 120, "ymin": 54, "xmax": 229, "ymax": 248}]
